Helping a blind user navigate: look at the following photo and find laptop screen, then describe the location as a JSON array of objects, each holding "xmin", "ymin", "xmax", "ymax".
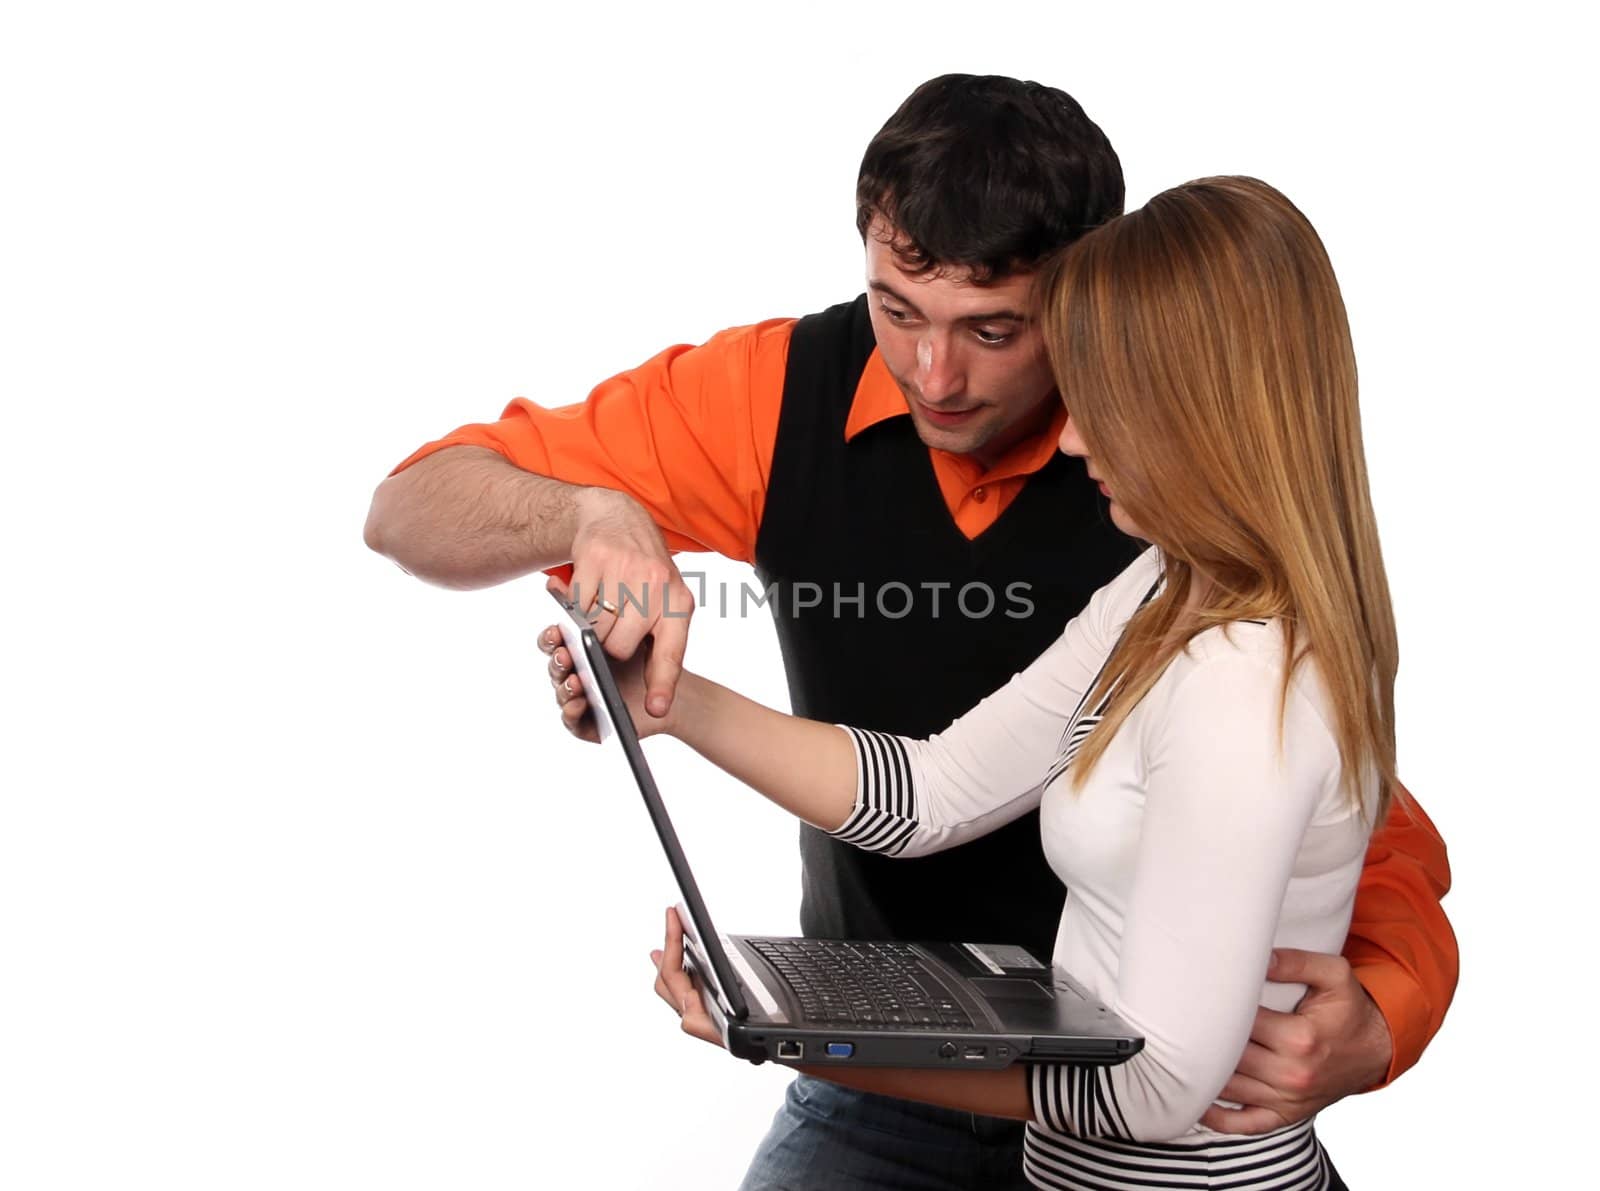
[{"xmin": 554, "ymin": 606, "xmax": 751, "ymax": 1023}]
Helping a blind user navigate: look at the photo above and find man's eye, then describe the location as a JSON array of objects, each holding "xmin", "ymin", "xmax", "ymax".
[
  {"xmin": 880, "ymin": 305, "xmax": 912, "ymax": 323},
  {"xmin": 974, "ymin": 328, "xmax": 1013, "ymax": 346}
]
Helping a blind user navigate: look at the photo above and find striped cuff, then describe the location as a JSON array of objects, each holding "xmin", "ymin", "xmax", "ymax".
[
  {"xmin": 830, "ymin": 727, "xmax": 919, "ymax": 856},
  {"xmin": 1030, "ymin": 1061, "xmax": 1133, "ymax": 1140}
]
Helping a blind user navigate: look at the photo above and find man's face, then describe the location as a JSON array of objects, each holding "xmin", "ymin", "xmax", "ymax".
[{"xmin": 864, "ymin": 219, "xmax": 1059, "ymax": 467}]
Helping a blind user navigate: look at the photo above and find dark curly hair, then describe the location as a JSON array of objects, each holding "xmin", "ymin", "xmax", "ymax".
[{"xmin": 856, "ymin": 74, "xmax": 1124, "ymax": 281}]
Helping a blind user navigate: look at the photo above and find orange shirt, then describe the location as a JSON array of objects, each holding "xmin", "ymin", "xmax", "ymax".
[
  {"xmin": 395, "ymin": 316, "xmax": 1455, "ymax": 1086},
  {"xmin": 392, "ymin": 317, "xmax": 1066, "ymax": 554}
]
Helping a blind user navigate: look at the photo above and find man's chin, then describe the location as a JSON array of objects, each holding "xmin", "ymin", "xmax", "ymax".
[{"xmin": 906, "ymin": 410, "xmax": 987, "ymax": 458}]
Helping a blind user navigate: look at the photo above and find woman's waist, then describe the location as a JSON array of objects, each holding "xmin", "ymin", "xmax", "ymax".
[{"xmin": 1024, "ymin": 1115, "xmax": 1323, "ymax": 1187}]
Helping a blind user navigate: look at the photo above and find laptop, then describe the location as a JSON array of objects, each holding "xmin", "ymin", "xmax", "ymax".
[{"xmin": 557, "ymin": 608, "xmax": 1143, "ymax": 1070}]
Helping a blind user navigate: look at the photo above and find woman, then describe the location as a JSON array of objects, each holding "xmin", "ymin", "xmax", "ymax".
[{"xmin": 544, "ymin": 176, "xmax": 1396, "ymax": 1190}]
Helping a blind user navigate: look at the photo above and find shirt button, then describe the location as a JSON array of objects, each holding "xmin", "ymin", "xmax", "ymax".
[{"xmin": 972, "ymin": 486, "xmax": 988, "ymax": 503}]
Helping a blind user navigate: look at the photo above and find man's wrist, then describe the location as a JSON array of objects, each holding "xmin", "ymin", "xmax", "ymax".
[
  {"xmin": 1350, "ymin": 965, "xmax": 1401, "ymax": 1091},
  {"xmin": 573, "ymin": 483, "xmax": 642, "ymax": 531}
]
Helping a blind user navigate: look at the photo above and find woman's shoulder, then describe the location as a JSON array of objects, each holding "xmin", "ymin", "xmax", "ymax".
[
  {"xmin": 1085, "ymin": 546, "xmax": 1165, "ymax": 629},
  {"xmin": 1161, "ymin": 623, "xmax": 1375, "ymax": 823},
  {"xmin": 1183, "ymin": 615, "xmax": 1286, "ymax": 666},
  {"xmin": 1177, "ymin": 618, "xmax": 1317, "ymax": 697},
  {"xmin": 1165, "ymin": 620, "xmax": 1342, "ymax": 750}
]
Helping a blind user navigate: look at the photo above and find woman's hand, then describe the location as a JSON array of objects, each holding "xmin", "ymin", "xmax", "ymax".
[
  {"xmin": 536, "ymin": 601, "xmax": 672, "ymax": 742},
  {"xmin": 649, "ymin": 907, "xmax": 723, "ymax": 1048},
  {"xmin": 647, "ymin": 906, "xmax": 1031, "ymax": 1121},
  {"xmin": 539, "ymin": 592, "xmax": 863, "ymax": 843}
]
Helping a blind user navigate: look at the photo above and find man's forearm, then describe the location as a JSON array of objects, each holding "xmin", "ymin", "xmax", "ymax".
[
  {"xmin": 1342, "ymin": 783, "xmax": 1457, "ymax": 1084},
  {"xmin": 797, "ymin": 1063, "xmax": 1031, "ymax": 1122},
  {"xmin": 363, "ymin": 446, "xmax": 591, "ymax": 589}
]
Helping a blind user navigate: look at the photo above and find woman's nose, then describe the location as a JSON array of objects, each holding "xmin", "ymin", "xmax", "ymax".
[{"xmin": 1058, "ymin": 413, "xmax": 1086, "ymax": 456}]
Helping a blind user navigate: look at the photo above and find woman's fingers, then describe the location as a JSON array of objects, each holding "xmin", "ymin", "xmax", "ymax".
[
  {"xmin": 661, "ymin": 911, "xmax": 700, "ymax": 1017},
  {"xmin": 658, "ymin": 914, "xmax": 697, "ymax": 1014},
  {"xmin": 647, "ymin": 911, "xmax": 723, "ymax": 1047},
  {"xmin": 560, "ymin": 692, "xmax": 597, "ymax": 742},
  {"xmin": 547, "ymin": 670, "xmax": 597, "ymax": 743},
  {"xmin": 650, "ymin": 950, "xmax": 675, "ymax": 1010},
  {"xmin": 538, "ymin": 616, "xmax": 600, "ymax": 742}
]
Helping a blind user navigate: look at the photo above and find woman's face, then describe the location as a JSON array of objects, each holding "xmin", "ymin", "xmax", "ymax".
[{"xmin": 1057, "ymin": 413, "xmax": 1146, "ymax": 540}]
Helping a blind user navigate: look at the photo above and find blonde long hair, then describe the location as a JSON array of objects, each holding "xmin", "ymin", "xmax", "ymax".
[{"xmin": 1040, "ymin": 176, "xmax": 1398, "ymax": 817}]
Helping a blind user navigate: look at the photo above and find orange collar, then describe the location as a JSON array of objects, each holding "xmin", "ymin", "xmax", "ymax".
[{"xmin": 843, "ymin": 348, "xmax": 1067, "ymax": 483}]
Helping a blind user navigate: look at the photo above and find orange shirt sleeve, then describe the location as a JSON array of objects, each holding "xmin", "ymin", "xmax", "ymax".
[
  {"xmin": 1343, "ymin": 783, "xmax": 1458, "ymax": 1087},
  {"xmin": 391, "ymin": 318, "xmax": 796, "ymax": 564}
]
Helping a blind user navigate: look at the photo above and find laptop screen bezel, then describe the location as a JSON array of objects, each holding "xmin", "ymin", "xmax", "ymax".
[{"xmin": 564, "ymin": 616, "xmax": 752, "ymax": 1023}]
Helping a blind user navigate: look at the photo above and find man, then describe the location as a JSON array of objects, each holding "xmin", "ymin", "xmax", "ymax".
[{"xmin": 365, "ymin": 75, "xmax": 1455, "ymax": 1190}]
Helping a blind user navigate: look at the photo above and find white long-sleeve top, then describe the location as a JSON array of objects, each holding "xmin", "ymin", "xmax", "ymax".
[{"xmin": 831, "ymin": 547, "xmax": 1374, "ymax": 1179}]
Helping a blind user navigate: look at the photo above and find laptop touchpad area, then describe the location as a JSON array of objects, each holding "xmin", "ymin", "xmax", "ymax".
[{"xmin": 970, "ymin": 977, "xmax": 1053, "ymax": 1001}]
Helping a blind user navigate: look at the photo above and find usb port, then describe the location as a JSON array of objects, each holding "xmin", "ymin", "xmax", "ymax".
[
  {"xmin": 962, "ymin": 1045, "xmax": 987, "ymax": 1060},
  {"xmin": 824, "ymin": 1042, "xmax": 854, "ymax": 1058},
  {"xmin": 776, "ymin": 1040, "xmax": 804, "ymax": 1060}
]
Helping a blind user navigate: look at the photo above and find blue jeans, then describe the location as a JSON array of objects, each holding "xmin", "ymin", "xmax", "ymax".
[{"xmin": 738, "ymin": 1074, "xmax": 1032, "ymax": 1191}]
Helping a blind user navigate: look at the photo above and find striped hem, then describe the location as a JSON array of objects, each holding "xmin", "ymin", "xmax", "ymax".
[
  {"xmin": 830, "ymin": 726, "xmax": 919, "ymax": 855},
  {"xmin": 1023, "ymin": 1118, "xmax": 1328, "ymax": 1190}
]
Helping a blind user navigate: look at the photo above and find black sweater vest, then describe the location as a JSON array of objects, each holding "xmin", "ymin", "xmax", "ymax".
[{"xmin": 752, "ymin": 296, "xmax": 1141, "ymax": 959}]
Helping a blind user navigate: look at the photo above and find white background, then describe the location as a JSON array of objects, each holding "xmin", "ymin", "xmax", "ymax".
[{"xmin": 3, "ymin": 2, "xmax": 1595, "ymax": 1187}]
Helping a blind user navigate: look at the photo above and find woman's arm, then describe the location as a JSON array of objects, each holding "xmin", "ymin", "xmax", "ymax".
[
  {"xmin": 548, "ymin": 548, "xmax": 1164, "ymax": 855},
  {"xmin": 555, "ymin": 649, "xmax": 1079, "ymax": 851},
  {"xmin": 544, "ymin": 625, "xmax": 861, "ymax": 829},
  {"xmin": 667, "ymin": 672, "xmax": 860, "ymax": 831}
]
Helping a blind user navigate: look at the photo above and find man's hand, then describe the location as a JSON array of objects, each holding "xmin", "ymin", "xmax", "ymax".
[
  {"xmin": 561, "ymin": 487, "xmax": 696, "ymax": 719},
  {"xmin": 1201, "ymin": 948, "xmax": 1393, "ymax": 1135}
]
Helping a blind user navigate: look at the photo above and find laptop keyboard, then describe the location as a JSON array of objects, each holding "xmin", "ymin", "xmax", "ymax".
[{"xmin": 748, "ymin": 939, "xmax": 977, "ymax": 1030}]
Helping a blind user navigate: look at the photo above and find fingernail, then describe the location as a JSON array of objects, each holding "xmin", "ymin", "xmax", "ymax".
[{"xmin": 564, "ymin": 677, "xmax": 577, "ymax": 694}]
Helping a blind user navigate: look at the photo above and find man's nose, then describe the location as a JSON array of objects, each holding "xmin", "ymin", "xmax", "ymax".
[{"xmin": 916, "ymin": 335, "xmax": 965, "ymax": 403}]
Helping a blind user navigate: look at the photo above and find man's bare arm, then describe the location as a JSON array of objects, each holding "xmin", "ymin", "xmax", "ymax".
[
  {"xmin": 363, "ymin": 446, "xmax": 599, "ymax": 589},
  {"xmin": 363, "ymin": 445, "xmax": 697, "ymax": 715}
]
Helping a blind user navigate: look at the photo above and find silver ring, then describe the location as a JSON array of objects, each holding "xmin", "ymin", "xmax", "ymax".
[{"xmin": 598, "ymin": 598, "xmax": 619, "ymax": 615}]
